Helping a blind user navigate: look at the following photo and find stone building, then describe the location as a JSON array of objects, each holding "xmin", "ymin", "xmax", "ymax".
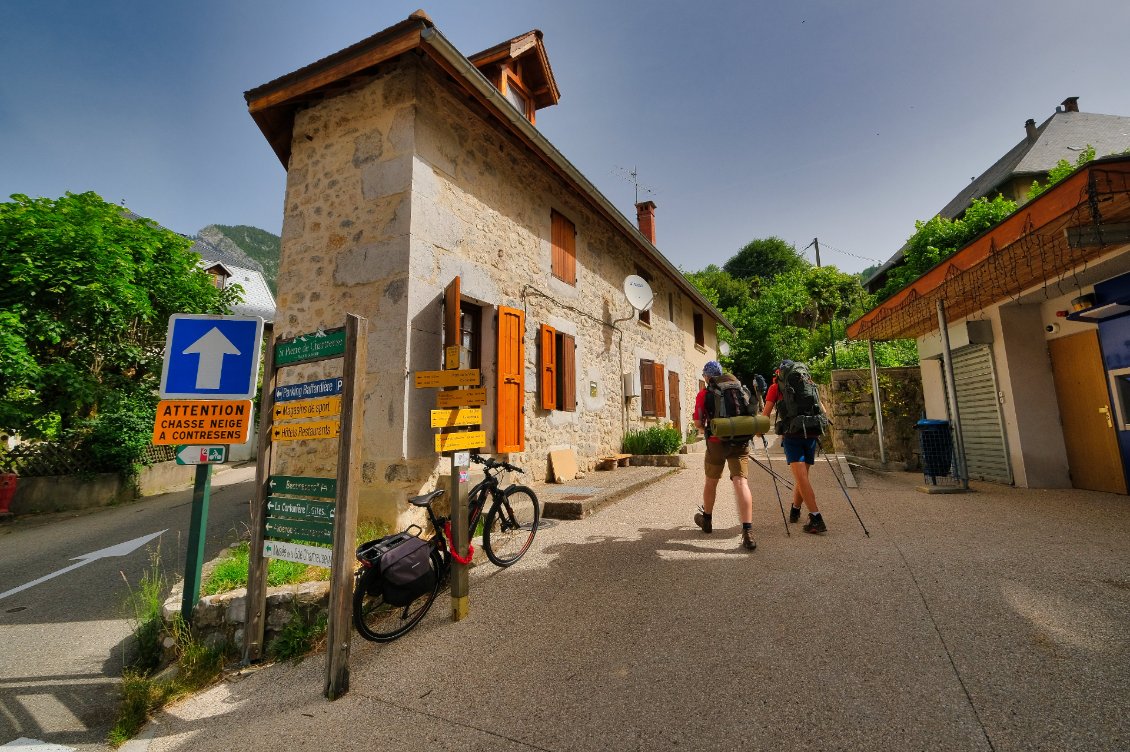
[{"xmin": 245, "ymin": 12, "xmax": 731, "ymax": 524}]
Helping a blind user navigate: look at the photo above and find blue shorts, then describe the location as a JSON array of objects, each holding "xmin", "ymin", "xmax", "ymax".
[{"xmin": 782, "ymin": 437, "xmax": 818, "ymax": 465}]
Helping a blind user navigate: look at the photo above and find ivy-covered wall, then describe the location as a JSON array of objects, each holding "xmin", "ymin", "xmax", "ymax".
[{"xmin": 826, "ymin": 367, "xmax": 925, "ymax": 470}]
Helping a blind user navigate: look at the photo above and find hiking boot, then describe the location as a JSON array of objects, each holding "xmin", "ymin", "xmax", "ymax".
[
  {"xmin": 803, "ymin": 513, "xmax": 827, "ymax": 534},
  {"xmin": 694, "ymin": 508, "xmax": 712, "ymax": 534},
  {"xmin": 789, "ymin": 505, "xmax": 801, "ymax": 524},
  {"xmin": 741, "ymin": 528, "xmax": 757, "ymax": 550}
]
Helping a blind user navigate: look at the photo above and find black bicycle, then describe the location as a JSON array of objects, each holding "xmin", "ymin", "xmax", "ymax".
[{"xmin": 352, "ymin": 453, "xmax": 540, "ymax": 641}]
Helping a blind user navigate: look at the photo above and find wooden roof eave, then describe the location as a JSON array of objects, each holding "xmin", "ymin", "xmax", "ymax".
[
  {"xmin": 845, "ymin": 164, "xmax": 1109, "ymax": 342},
  {"xmin": 418, "ymin": 27, "xmax": 733, "ymax": 333}
]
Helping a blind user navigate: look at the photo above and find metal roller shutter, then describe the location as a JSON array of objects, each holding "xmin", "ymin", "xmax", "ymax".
[{"xmin": 949, "ymin": 345, "xmax": 1012, "ymax": 484}]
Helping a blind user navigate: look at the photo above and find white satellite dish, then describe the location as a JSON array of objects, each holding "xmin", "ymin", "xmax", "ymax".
[
  {"xmin": 623, "ymin": 275, "xmax": 654, "ymax": 312},
  {"xmin": 718, "ymin": 341, "xmax": 731, "ymax": 357}
]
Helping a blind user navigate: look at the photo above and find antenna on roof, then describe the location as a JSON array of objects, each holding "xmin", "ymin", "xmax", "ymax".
[{"xmin": 612, "ymin": 165, "xmax": 655, "ymax": 204}]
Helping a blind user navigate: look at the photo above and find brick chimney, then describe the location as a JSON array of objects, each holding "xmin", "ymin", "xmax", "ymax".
[
  {"xmin": 1025, "ymin": 118, "xmax": 1038, "ymax": 142},
  {"xmin": 1061, "ymin": 96, "xmax": 1079, "ymax": 113},
  {"xmin": 635, "ymin": 201, "xmax": 656, "ymax": 244}
]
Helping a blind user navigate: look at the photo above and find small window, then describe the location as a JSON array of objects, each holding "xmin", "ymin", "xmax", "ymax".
[
  {"xmin": 668, "ymin": 292, "xmax": 674, "ymax": 322},
  {"xmin": 639, "ymin": 360, "xmax": 665, "ymax": 417},
  {"xmin": 540, "ymin": 324, "xmax": 576, "ymax": 412},
  {"xmin": 551, "ymin": 210, "xmax": 576, "ymax": 285},
  {"xmin": 502, "ymin": 70, "xmax": 536, "ymax": 124},
  {"xmin": 460, "ymin": 302, "xmax": 482, "ymax": 370},
  {"xmin": 693, "ymin": 312, "xmax": 705, "ymax": 348}
]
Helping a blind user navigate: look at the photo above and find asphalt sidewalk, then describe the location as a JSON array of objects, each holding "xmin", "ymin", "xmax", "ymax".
[{"xmin": 141, "ymin": 448, "xmax": 1130, "ymax": 752}]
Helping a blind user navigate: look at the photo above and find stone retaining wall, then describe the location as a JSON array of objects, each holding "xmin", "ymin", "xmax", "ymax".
[{"xmin": 827, "ymin": 367, "xmax": 924, "ymax": 470}]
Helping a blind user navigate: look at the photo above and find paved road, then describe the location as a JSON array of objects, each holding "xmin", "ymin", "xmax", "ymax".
[
  {"xmin": 142, "ymin": 455, "xmax": 1130, "ymax": 752},
  {"xmin": 0, "ymin": 465, "xmax": 256, "ymax": 751}
]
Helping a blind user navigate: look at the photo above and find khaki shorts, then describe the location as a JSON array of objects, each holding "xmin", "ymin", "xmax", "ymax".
[{"xmin": 704, "ymin": 439, "xmax": 750, "ymax": 480}]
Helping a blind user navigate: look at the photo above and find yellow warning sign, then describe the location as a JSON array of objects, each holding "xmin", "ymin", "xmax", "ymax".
[
  {"xmin": 414, "ymin": 369, "xmax": 480, "ymax": 388},
  {"xmin": 434, "ymin": 431, "xmax": 486, "ymax": 452},
  {"xmin": 430, "ymin": 408, "xmax": 482, "ymax": 428},
  {"xmin": 152, "ymin": 400, "xmax": 252, "ymax": 446},
  {"xmin": 272, "ymin": 420, "xmax": 340, "ymax": 442},
  {"xmin": 274, "ymin": 396, "xmax": 341, "ymax": 422}
]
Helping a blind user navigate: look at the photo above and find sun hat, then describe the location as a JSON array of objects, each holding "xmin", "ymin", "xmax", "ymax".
[{"xmin": 702, "ymin": 360, "xmax": 723, "ymax": 378}]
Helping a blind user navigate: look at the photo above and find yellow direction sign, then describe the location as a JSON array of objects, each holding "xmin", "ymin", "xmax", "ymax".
[
  {"xmin": 414, "ymin": 369, "xmax": 480, "ymax": 388},
  {"xmin": 272, "ymin": 420, "xmax": 340, "ymax": 442},
  {"xmin": 436, "ymin": 387, "xmax": 487, "ymax": 408},
  {"xmin": 152, "ymin": 400, "xmax": 252, "ymax": 445},
  {"xmin": 274, "ymin": 396, "xmax": 341, "ymax": 422},
  {"xmin": 435, "ymin": 431, "xmax": 486, "ymax": 452},
  {"xmin": 445, "ymin": 345, "xmax": 460, "ymax": 370},
  {"xmin": 430, "ymin": 407, "xmax": 482, "ymax": 428}
]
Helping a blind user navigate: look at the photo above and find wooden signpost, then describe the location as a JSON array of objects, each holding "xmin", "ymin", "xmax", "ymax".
[
  {"xmin": 244, "ymin": 316, "xmax": 367, "ymax": 701},
  {"xmin": 410, "ymin": 275, "xmax": 480, "ymax": 622}
]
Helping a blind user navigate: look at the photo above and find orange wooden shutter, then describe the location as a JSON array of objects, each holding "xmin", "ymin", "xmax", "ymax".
[
  {"xmin": 654, "ymin": 362, "xmax": 666, "ymax": 419},
  {"xmin": 560, "ymin": 333, "xmax": 576, "ymax": 411},
  {"xmin": 539, "ymin": 324, "xmax": 557, "ymax": 410},
  {"xmin": 551, "ymin": 210, "xmax": 576, "ymax": 285},
  {"xmin": 496, "ymin": 306, "xmax": 526, "ymax": 453},
  {"xmin": 640, "ymin": 359, "xmax": 655, "ymax": 416}
]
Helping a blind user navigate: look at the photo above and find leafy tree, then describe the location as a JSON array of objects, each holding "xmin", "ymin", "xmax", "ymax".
[
  {"xmin": 808, "ymin": 338, "xmax": 919, "ymax": 383},
  {"xmin": 683, "ymin": 264, "xmax": 754, "ymax": 313},
  {"xmin": 0, "ymin": 191, "xmax": 237, "ymax": 439},
  {"xmin": 722, "ymin": 236, "xmax": 807, "ymax": 281},
  {"xmin": 876, "ymin": 195, "xmax": 1017, "ymax": 301},
  {"xmin": 1026, "ymin": 145, "xmax": 1095, "ymax": 201}
]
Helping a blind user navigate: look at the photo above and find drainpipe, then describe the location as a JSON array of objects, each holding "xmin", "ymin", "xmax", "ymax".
[
  {"xmin": 867, "ymin": 340, "xmax": 887, "ymax": 466},
  {"xmin": 935, "ymin": 300, "xmax": 970, "ymax": 488}
]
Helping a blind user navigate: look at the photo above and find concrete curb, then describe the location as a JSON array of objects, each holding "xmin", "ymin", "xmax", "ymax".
[{"xmin": 541, "ymin": 467, "xmax": 680, "ymax": 519}]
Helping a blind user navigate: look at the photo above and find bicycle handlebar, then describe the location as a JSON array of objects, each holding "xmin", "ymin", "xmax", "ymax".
[{"xmin": 471, "ymin": 452, "xmax": 524, "ymax": 474}]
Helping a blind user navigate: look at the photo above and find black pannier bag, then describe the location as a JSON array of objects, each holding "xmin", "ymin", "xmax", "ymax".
[{"xmin": 377, "ymin": 536, "xmax": 435, "ymax": 606}]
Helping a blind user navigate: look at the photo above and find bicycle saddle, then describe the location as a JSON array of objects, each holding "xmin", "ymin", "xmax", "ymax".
[{"xmin": 408, "ymin": 489, "xmax": 446, "ymax": 507}]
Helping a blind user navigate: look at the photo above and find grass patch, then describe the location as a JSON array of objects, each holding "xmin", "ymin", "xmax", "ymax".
[
  {"xmin": 201, "ymin": 520, "xmax": 394, "ymax": 596},
  {"xmin": 267, "ymin": 612, "xmax": 328, "ymax": 662}
]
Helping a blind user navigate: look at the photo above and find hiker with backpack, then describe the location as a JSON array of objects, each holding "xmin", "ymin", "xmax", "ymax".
[
  {"xmin": 692, "ymin": 360, "xmax": 757, "ymax": 550},
  {"xmin": 762, "ymin": 360, "xmax": 829, "ymax": 535}
]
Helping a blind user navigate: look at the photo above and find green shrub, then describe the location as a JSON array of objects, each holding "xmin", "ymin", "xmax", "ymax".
[
  {"xmin": 622, "ymin": 425, "xmax": 683, "ymax": 455},
  {"xmin": 73, "ymin": 392, "xmax": 157, "ymax": 475}
]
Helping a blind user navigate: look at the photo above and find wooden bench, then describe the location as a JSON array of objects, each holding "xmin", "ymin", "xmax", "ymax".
[{"xmin": 596, "ymin": 453, "xmax": 632, "ymax": 471}]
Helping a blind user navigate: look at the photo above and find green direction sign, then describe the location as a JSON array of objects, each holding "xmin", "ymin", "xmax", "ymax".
[
  {"xmin": 267, "ymin": 496, "xmax": 335, "ymax": 522},
  {"xmin": 268, "ymin": 475, "xmax": 337, "ymax": 499},
  {"xmin": 274, "ymin": 329, "xmax": 346, "ymax": 366},
  {"xmin": 174, "ymin": 445, "xmax": 227, "ymax": 465},
  {"xmin": 265, "ymin": 519, "xmax": 334, "ymax": 544}
]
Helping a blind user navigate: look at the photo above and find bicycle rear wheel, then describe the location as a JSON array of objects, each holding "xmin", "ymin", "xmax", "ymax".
[
  {"xmin": 352, "ymin": 551, "xmax": 442, "ymax": 642},
  {"xmin": 483, "ymin": 485, "xmax": 540, "ymax": 567}
]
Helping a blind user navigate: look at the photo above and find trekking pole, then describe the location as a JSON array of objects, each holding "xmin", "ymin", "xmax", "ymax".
[
  {"xmin": 761, "ymin": 436, "xmax": 790, "ymax": 537},
  {"xmin": 818, "ymin": 440, "xmax": 870, "ymax": 537},
  {"xmin": 748, "ymin": 453, "xmax": 794, "ymax": 489}
]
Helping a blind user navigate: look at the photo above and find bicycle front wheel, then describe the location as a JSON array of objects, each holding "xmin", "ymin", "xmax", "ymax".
[
  {"xmin": 352, "ymin": 552, "xmax": 442, "ymax": 642},
  {"xmin": 483, "ymin": 485, "xmax": 540, "ymax": 567}
]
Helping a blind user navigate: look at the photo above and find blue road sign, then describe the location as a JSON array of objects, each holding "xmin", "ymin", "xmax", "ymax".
[{"xmin": 160, "ymin": 314, "xmax": 264, "ymax": 400}]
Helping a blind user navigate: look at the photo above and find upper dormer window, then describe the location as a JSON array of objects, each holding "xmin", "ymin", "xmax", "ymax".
[
  {"xmin": 502, "ymin": 69, "xmax": 535, "ymax": 123},
  {"xmin": 469, "ymin": 30, "xmax": 560, "ymax": 127}
]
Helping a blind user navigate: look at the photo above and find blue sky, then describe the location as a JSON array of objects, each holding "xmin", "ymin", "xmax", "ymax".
[{"xmin": 3, "ymin": 0, "xmax": 1129, "ymax": 275}]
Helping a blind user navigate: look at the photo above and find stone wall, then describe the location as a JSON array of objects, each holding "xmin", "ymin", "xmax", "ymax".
[
  {"xmin": 271, "ymin": 54, "xmax": 720, "ymax": 527},
  {"xmin": 827, "ymin": 367, "xmax": 924, "ymax": 470}
]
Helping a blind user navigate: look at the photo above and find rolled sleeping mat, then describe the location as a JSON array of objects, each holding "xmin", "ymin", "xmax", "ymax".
[{"xmin": 710, "ymin": 414, "xmax": 771, "ymax": 438}]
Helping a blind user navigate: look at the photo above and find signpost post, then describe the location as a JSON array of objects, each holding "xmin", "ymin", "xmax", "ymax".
[
  {"xmin": 157, "ymin": 314, "xmax": 263, "ymax": 621},
  {"xmin": 241, "ymin": 315, "xmax": 366, "ymax": 702}
]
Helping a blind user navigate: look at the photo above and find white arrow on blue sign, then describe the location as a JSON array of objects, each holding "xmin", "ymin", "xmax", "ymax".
[{"xmin": 160, "ymin": 314, "xmax": 264, "ymax": 400}]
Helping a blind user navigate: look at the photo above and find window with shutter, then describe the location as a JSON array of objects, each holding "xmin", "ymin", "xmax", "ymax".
[
  {"xmin": 558, "ymin": 333, "xmax": 576, "ymax": 411},
  {"xmin": 551, "ymin": 210, "xmax": 576, "ymax": 285},
  {"xmin": 539, "ymin": 324, "xmax": 557, "ymax": 410},
  {"xmin": 693, "ymin": 312, "xmax": 705, "ymax": 348},
  {"xmin": 640, "ymin": 359, "xmax": 656, "ymax": 416}
]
